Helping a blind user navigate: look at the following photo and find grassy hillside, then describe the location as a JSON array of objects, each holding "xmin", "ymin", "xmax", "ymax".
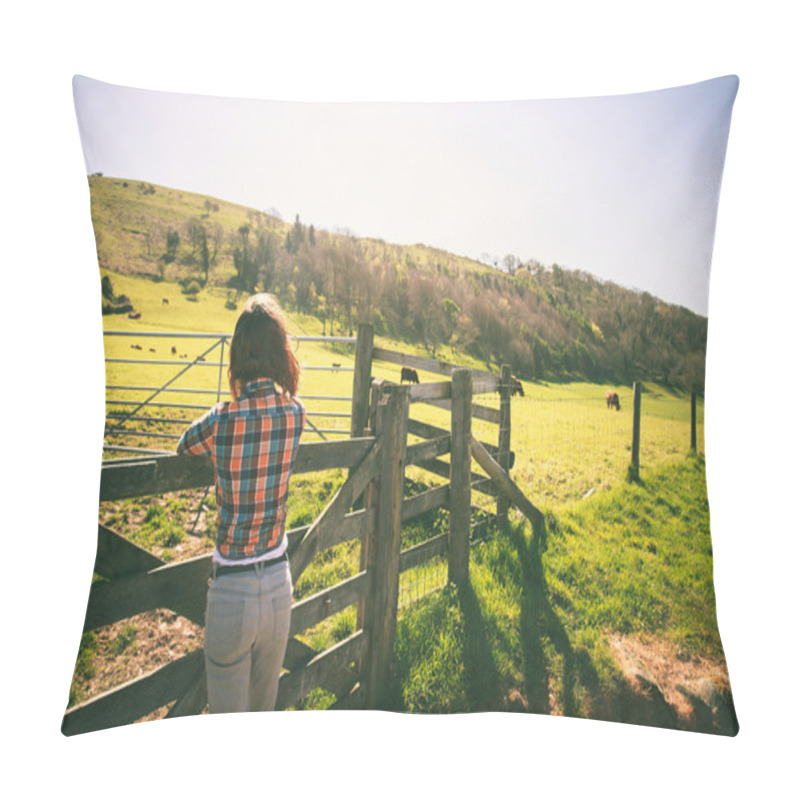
[
  {"xmin": 88, "ymin": 175, "xmax": 708, "ymax": 389},
  {"xmin": 391, "ymin": 452, "xmax": 728, "ymax": 723}
]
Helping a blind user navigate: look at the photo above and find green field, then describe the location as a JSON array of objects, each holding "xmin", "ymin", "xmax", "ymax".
[{"xmin": 78, "ymin": 271, "xmax": 724, "ymax": 722}]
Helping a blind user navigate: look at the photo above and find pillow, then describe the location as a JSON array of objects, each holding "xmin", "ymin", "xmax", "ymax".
[{"xmin": 63, "ymin": 74, "xmax": 738, "ymax": 736}]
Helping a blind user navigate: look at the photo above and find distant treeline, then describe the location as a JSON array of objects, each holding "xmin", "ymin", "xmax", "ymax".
[{"xmin": 89, "ymin": 177, "xmax": 707, "ymax": 390}]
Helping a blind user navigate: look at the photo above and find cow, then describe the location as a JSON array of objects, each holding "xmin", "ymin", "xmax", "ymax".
[
  {"xmin": 171, "ymin": 346, "xmax": 177, "ymax": 356},
  {"xmin": 130, "ymin": 344, "xmax": 142, "ymax": 350},
  {"xmin": 606, "ymin": 391, "xmax": 620, "ymax": 411},
  {"xmin": 149, "ymin": 348, "xmax": 156, "ymax": 353},
  {"xmin": 332, "ymin": 362, "xmax": 341, "ymax": 373},
  {"xmin": 511, "ymin": 376, "xmax": 524, "ymax": 397},
  {"xmin": 128, "ymin": 312, "xmax": 141, "ymax": 320},
  {"xmin": 400, "ymin": 367, "xmax": 420, "ymax": 384},
  {"xmin": 162, "ymin": 298, "xmax": 170, "ymax": 305}
]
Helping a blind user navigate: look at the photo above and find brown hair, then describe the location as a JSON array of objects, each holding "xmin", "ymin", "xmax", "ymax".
[{"xmin": 228, "ymin": 293, "xmax": 300, "ymax": 399}]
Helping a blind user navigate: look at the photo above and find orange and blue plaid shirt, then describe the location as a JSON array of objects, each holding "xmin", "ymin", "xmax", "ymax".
[{"xmin": 177, "ymin": 378, "xmax": 305, "ymax": 561}]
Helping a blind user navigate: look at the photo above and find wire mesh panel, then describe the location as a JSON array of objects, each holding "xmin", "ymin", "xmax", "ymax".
[{"xmin": 398, "ymin": 551, "xmax": 448, "ymax": 611}]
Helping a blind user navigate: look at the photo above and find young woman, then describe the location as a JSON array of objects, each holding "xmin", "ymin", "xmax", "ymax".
[{"xmin": 177, "ymin": 294, "xmax": 305, "ymax": 713}]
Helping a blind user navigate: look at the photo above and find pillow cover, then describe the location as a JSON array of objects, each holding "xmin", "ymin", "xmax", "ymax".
[{"xmin": 63, "ymin": 74, "xmax": 738, "ymax": 736}]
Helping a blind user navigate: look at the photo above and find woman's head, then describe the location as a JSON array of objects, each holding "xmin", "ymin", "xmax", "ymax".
[{"xmin": 228, "ymin": 293, "xmax": 300, "ymax": 399}]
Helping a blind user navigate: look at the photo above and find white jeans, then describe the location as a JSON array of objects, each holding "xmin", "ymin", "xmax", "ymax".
[{"xmin": 204, "ymin": 559, "xmax": 292, "ymax": 714}]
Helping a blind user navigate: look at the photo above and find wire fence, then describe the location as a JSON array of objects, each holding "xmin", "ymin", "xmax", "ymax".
[{"xmin": 102, "ymin": 331, "xmax": 357, "ymax": 456}]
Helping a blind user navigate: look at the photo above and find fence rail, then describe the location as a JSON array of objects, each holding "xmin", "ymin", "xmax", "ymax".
[{"xmin": 69, "ymin": 322, "xmax": 699, "ymax": 732}]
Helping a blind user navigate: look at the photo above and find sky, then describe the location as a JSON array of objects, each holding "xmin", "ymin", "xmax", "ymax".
[{"xmin": 73, "ymin": 74, "xmax": 738, "ymax": 316}]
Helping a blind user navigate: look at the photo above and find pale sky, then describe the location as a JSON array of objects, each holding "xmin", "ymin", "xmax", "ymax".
[{"xmin": 73, "ymin": 74, "xmax": 738, "ymax": 315}]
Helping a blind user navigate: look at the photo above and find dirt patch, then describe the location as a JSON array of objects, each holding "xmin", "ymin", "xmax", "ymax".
[
  {"xmin": 607, "ymin": 633, "xmax": 736, "ymax": 734},
  {"xmin": 69, "ymin": 609, "xmax": 205, "ymax": 713}
]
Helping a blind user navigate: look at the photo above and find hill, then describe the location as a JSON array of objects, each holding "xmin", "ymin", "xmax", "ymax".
[{"xmin": 87, "ymin": 175, "xmax": 707, "ymax": 389}]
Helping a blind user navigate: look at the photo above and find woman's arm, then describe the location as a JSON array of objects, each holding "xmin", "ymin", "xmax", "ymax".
[{"xmin": 177, "ymin": 407, "xmax": 217, "ymax": 456}]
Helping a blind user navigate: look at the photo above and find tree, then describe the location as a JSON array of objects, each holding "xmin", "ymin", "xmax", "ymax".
[
  {"xmin": 232, "ymin": 225, "xmax": 259, "ymax": 293},
  {"xmin": 161, "ymin": 229, "xmax": 179, "ymax": 264}
]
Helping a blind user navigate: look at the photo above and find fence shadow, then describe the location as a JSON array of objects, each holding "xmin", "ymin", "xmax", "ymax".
[
  {"xmin": 457, "ymin": 581, "xmax": 502, "ymax": 712},
  {"xmin": 512, "ymin": 520, "xmax": 599, "ymax": 718}
]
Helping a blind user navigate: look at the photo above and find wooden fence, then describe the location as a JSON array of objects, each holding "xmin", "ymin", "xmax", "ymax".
[{"xmin": 64, "ymin": 349, "xmax": 539, "ymax": 734}]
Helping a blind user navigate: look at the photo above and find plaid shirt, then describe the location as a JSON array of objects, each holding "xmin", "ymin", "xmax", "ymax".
[{"xmin": 177, "ymin": 378, "xmax": 305, "ymax": 561}]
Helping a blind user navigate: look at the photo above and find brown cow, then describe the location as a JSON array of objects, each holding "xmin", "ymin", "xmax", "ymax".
[
  {"xmin": 606, "ymin": 391, "xmax": 620, "ymax": 410},
  {"xmin": 401, "ymin": 367, "xmax": 420, "ymax": 384},
  {"xmin": 128, "ymin": 312, "xmax": 141, "ymax": 320},
  {"xmin": 511, "ymin": 376, "xmax": 524, "ymax": 397}
]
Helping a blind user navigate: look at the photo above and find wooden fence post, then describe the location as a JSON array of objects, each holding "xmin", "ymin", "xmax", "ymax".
[
  {"xmin": 449, "ymin": 368, "xmax": 472, "ymax": 586},
  {"xmin": 496, "ymin": 365, "xmax": 512, "ymax": 527},
  {"xmin": 351, "ymin": 323, "xmax": 375, "ymax": 438},
  {"xmin": 690, "ymin": 391, "xmax": 697, "ymax": 452},
  {"xmin": 630, "ymin": 381, "xmax": 642, "ymax": 480},
  {"xmin": 363, "ymin": 383, "xmax": 409, "ymax": 708}
]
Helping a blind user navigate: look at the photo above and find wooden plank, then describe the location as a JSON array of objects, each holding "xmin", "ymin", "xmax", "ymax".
[
  {"xmin": 407, "ymin": 417, "xmax": 448, "ymax": 440},
  {"xmin": 372, "ymin": 346, "xmax": 497, "ymax": 383},
  {"xmin": 363, "ymin": 385, "xmax": 409, "ymax": 707},
  {"xmin": 165, "ymin": 665, "xmax": 207, "ymax": 719},
  {"xmin": 399, "ymin": 532, "xmax": 449, "ymax": 573},
  {"xmin": 407, "ymin": 418, "xmax": 509, "ymax": 462},
  {"xmin": 290, "ymin": 439, "xmax": 382, "ymax": 580},
  {"xmin": 293, "ymin": 438, "xmax": 376, "ymax": 474},
  {"xmin": 62, "ymin": 650, "xmax": 204, "ymax": 736},
  {"xmin": 94, "ymin": 524, "xmax": 163, "ymax": 579},
  {"xmin": 282, "ymin": 638, "xmax": 361, "ymax": 700},
  {"xmin": 285, "ymin": 509, "xmax": 369, "ymax": 559},
  {"xmin": 83, "ymin": 554, "xmax": 212, "ymax": 632},
  {"xmin": 329, "ymin": 682, "xmax": 365, "ymax": 711},
  {"xmin": 276, "ymin": 631, "xmax": 367, "ymax": 710},
  {"xmin": 471, "ymin": 477, "xmax": 501, "ymax": 498},
  {"xmin": 415, "ymin": 457, "xmax": 499, "ymax": 497},
  {"xmin": 405, "ymin": 435, "xmax": 451, "ymax": 467},
  {"xmin": 408, "ymin": 381, "xmax": 452, "ymax": 403},
  {"xmin": 99, "ymin": 438, "xmax": 377, "ymax": 501},
  {"xmin": 472, "ymin": 375, "xmax": 501, "ymax": 395},
  {"xmin": 289, "ymin": 572, "xmax": 367, "ymax": 637},
  {"xmin": 402, "ymin": 485, "xmax": 450, "ymax": 523},
  {"xmin": 470, "ymin": 436, "xmax": 544, "ymax": 525},
  {"xmin": 424, "ymin": 398, "xmax": 501, "ymax": 424},
  {"xmin": 351, "ymin": 323, "xmax": 374, "ymax": 438},
  {"xmin": 497, "ymin": 364, "xmax": 512, "ymax": 524},
  {"xmin": 449, "ymin": 369, "xmax": 472, "ymax": 586},
  {"xmin": 372, "ymin": 347, "xmax": 458, "ymax": 378}
]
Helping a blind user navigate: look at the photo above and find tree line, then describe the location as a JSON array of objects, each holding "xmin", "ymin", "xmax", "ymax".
[{"xmin": 98, "ymin": 179, "xmax": 707, "ymax": 390}]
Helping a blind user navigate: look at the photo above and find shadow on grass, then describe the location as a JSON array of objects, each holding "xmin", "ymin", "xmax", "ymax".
[
  {"xmin": 456, "ymin": 581, "xmax": 502, "ymax": 712},
  {"xmin": 512, "ymin": 519, "xmax": 599, "ymax": 717}
]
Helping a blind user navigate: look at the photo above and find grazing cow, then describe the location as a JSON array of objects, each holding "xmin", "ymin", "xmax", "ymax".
[
  {"xmin": 162, "ymin": 298, "xmax": 169, "ymax": 305},
  {"xmin": 180, "ymin": 353, "xmax": 188, "ymax": 359},
  {"xmin": 198, "ymin": 356, "xmax": 206, "ymax": 362},
  {"xmin": 130, "ymin": 344, "xmax": 142, "ymax": 350},
  {"xmin": 332, "ymin": 362, "xmax": 341, "ymax": 373},
  {"xmin": 511, "ymin": 376, "xmax": 524, "ymax": 397},
  {"xmin": 128, "ymin": 312, "xmax": 141, "ymax": 320},
  {"xmin": 149, "ymin": 348, "xmax": 156, "ymax": 353},
  {"xmin": 400, "ymin": 367, "xmax": 420, "ymax": 384},
  {"xmin": 606, "ymin": 391, "xmax": 620, "ymax": 411},
  {"xmin": 171, "ymin": 346, "xmax": 177, "ymax": 356}
]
